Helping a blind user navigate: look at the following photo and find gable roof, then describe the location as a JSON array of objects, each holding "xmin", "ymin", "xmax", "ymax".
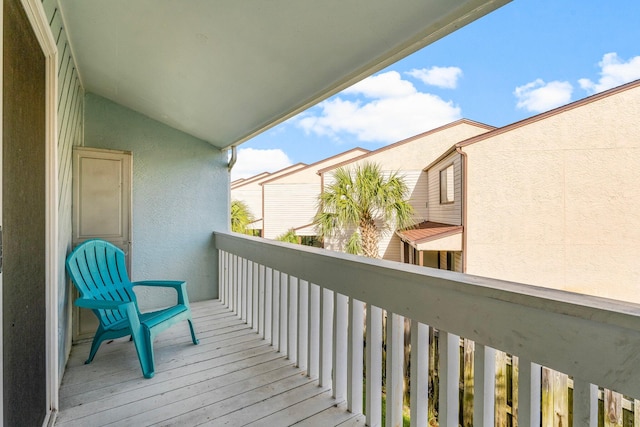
[
  {"xmin": 261, "ymin": 148, "xmax": 370, "ymax": 185},
  {"xmin": 58, "ymin": 0, "xmax": 510, "ymax": 150},
  {"xmin": 231, "ymin": 163, "xmax": 308, "ymax": 189}
]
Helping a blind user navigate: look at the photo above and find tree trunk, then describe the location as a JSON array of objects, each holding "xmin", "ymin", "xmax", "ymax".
[{"xmin": 360, "ymin": 217, "xmax": 379, "ymax": 258}]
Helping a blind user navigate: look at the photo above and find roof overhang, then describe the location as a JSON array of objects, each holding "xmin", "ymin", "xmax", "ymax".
[
  {"xmin": 58, "ymin": 0, "xmax": 510, "ymax": 150},
  {"xmin": 247, "ymin": 219, "xmax": 263, "ymax": 230},
  {"xmin": 397, "ymin": 222, "xmax": 463, "ymax": 251}
]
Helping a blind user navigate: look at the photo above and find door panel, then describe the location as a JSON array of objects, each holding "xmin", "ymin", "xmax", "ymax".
[{"xmin": 72, "ymin": 147, "xmax": 132, "ymax": 340}]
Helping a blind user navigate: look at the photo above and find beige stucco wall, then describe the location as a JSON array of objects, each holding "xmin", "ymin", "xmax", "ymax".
[{"xmin": 463, "ymin": 82, "xmax": 640, "ymax": 303}]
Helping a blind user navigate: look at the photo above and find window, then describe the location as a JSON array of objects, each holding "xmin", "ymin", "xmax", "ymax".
[{"xmin": 439, "ymin": 164, "xmax": 454, "ymax": 204}]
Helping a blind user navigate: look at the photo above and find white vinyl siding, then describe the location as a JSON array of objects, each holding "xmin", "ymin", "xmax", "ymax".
[
  {"xmin": 263, "ymin": 183, "xmax": 319, "ymax": 239},
  {"xmin": 231, "ymin": 187, "xmax": 263, "ymax": 225},
  {"xmin": 427, "ymin": 153, "xmax": 462, "ymax": 225},
  {"xmin": 45, "ymin": 0, "xmax": 85, "ymax": 378}
]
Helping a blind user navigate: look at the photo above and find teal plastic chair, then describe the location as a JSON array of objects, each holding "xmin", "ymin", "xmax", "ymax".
[{"xmin": 65, "ymin": 239, "xmax": 199, "ymax": 378}]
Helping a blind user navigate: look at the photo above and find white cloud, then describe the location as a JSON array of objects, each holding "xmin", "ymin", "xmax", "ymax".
[
  {"xmin": 298, "ymin": 71, "xmax": 461, "ymax": 144},
  {"xmin": 231, "ymin": 148, "xmax": 292, "ymax": 180},
  {"xmin": 514, "ymin": 79, "xmax": 573, "ymax": 113},
  {"xmin": 578, "ymin": 52, "xmax": 640, "ymax": 94},
  {"xmin": 343, "ymin": 71, "xmax": 416, "ymax": 98},
  {"xmin": 406, "ymin": 66, "xmax": 463, "ymax": 89}
]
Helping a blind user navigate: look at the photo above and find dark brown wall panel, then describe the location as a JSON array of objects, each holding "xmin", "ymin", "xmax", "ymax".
[{"xmin": 3, "ymin": 0, "xmax": 47, "ymax": 425}]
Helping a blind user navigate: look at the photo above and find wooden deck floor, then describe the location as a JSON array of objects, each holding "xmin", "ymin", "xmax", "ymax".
[{"xmin": 56, "ymin": 300, "xmax": 365, "ymax": 427}]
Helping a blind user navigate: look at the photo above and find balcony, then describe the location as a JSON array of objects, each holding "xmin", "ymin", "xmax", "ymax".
[{"xmin": 58, "ymin": 232, "xmax": 640, "ymax": 426}]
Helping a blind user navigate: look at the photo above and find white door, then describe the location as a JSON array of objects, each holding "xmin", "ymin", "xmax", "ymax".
[{"xmin": 72, "ymin": 147, "xmax": 132, "ymax": 340}]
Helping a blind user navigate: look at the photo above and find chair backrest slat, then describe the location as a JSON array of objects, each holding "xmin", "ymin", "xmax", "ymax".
[{"xmin": 66, "ymin": 239, "xmax": 139, "ymax": 328}]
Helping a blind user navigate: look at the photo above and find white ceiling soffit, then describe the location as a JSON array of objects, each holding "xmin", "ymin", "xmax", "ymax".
[{"xmin": 59, "ymin": 0, "xmax": 510, "ymax": 150}]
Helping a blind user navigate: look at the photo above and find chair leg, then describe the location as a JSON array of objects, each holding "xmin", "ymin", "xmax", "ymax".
[
  {"xmin": 188, "ymin": 318, "xmax": 199, "ymax": 345},
  {"xmin": 85, "ymin": 329, "xmax": 107, "ymax": 364}
]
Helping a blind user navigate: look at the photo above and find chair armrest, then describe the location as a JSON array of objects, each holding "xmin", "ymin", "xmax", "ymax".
[
  {"xmin": 132, "ymin": 281, "xmax": 189, "ymax": 305},
  {"xmin": 132, "ymin": 280, "xmax": 186, "ymax": 290},
  {"xmin": 75, "ymin": 298, "xmax": 135, "ymax": 311}
]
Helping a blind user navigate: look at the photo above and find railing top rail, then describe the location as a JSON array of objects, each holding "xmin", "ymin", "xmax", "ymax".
[{"xmin": 214, "ymin": 231, "xmax": 640, "ymax": 398}]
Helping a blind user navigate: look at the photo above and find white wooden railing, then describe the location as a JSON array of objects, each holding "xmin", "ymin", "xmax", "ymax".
[{"xmin": 214, "ymin": 231, "xmax": 640, "ymax": 427}]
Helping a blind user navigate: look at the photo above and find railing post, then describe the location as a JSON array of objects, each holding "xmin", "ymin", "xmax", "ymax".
[
  {"xmin": 307, "ymin": 283, "xmax": 320, "ymax": 379},
  {"xmin": 410, "ymin": 320, "xmax": 429, "ymax": 427},
  {"xmin": 297, "ymin": 279, "xmax": 309, "ymax": 370},
  {"xmin": 439, "ymin": 331, "xmax": 460, "ymax": 427},
  {"xmin": 366, "ymin": 304, "xmax": 382, "ymax": 427},
  {"xmin": 348, "ymin": 298, "xmax": 364, "ymax": 414},
  {"xmin": 288, "ymin": 276, "xmax": 298, "ymax": 363},
  {"xmin": 474, "ymin": 343, "xmax": 496, "ymax": 427},
  {"xmin": 319, "ymin": 287, "xmax": 334, "ymax": 388},
  {"xmin": 518, "ymin": 358, "xmax": 541, "ymax": 427},
  {"xmin": 386, "ymin": 312, "xmax": 404, "ymax": 427},
  {"xmin": 333, "ymin": 292, "xmax": 348, "ymax": 400}
]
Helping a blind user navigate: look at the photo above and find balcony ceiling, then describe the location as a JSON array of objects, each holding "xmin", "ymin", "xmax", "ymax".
[{"xmin": 58, "ymin": 0, "xmax": 509, "ymax": 150}]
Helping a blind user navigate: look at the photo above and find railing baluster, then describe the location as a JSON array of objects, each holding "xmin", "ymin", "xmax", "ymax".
[
  {"xmin": 307, "ymin": 283, "xmax": 320, "ymax": 379},
  {"xmin": 348, "ymin": 297, "xmax": 364, "ymax": 414},
  {"xmin": 252, "ymin": 261, "xmax": 259, "ymax": 332},
  {"xmin": 231, "ymin": 254, "xmax": 237, "ymax": 313},
  {"xmin": 240, "ymin": 258, "xmax": 250, "ymax": 323},
  {"xmin": 280, "ymin": 272, "xmax": 288, "ymax": 355},
  {"xmin": 474, "ymin": 343, "xmax": 496, "ymax": 426},
  {"xmin": 297, "ymin": 279, "xmax": 309, "ymax": 370},
  {"xmin": 410, "ymin": 320, "xmax": 428, "ymax": 427},
  {"xmin": 244, "ymin": 259, "xmax": 251, "ymax": 324},
  {"xmin": 518, "ymin": 358, "xmax": 541, "ymax": 427},
  {"xmin": 319, "ymin": 286, "xmax": 334, "ymax": 388},
  {"xmin": 219, "ymin": 250, "xmax": 225, "ymax": 304},
  {"xmin": 386, "ymin": 312, "xmax": 404, "ymax": 427},
  {"xmin": 573, "ymin": 378, "xmax": 598, "ymax": 427},
  {"xmin": 366, "ymin": 304, "xmax": 382, "ymax": 427},
  {"xmin": 258, "ymin": 263, "xmax": 265, "ymax": 337},
  {"xmin": 272, "ymin": 269, "xmax": 280, "ymax": 349},
  {"xmin": 264, "ymin": 267, "xmax": 272, "ymax": 342},
  {"xmin": 439, "ymin": 331, "xmax": 460, "ymax": 427},
  {"xmin": 288, "ymin": 276, "xmax": 298, "ymax": 363},
  {"xmin": 333, "ymin": 292, "xmax": 348, "ymax": 400}
]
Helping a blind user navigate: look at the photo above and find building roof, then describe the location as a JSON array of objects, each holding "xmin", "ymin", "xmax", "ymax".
[
  {"xmin": 397, "ymin": 221, "xmax": 463, "ymax": 245},
  {"xmin": 455, "ymin": 78, "xmax": 640, "ymax": 149},
  {"xmin": 317, "ymin": 119, "xmax": 495, "ymax": 175}
]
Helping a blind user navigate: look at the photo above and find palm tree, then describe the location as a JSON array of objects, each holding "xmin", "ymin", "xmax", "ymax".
[
  {"xmin": 230, "ymin": 199, "xmax": 254, "ymax": 234},
  {"xmin": 314, "ymin": 162, "xmax": 414, "ymax": 258}
]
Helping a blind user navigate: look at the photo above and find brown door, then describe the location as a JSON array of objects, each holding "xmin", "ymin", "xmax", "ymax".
[{"xmin": 2, "ymin": 0, "xmax": 48, "ymax": 425}]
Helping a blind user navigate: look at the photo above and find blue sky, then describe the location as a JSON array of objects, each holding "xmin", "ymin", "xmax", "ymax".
[{"xmin": 232, "ymin": 0, "xmax": 640, "ymax": 180}]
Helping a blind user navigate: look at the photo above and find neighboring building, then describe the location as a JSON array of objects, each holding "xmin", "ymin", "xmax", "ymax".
[
  {"xmin": 407, "ymin": 79, "xmax": 640, "ymax": 303},
  {"xmin": 261, "ymin": 148, "xmax": 369, "ymax": 239},
  {"xmin": 319, "ymin": 119, "xmax": 495, "ymax": 260},
  {"xmin": 231, "ymin": 164, "xmax": 307, "ymax": 235}
]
